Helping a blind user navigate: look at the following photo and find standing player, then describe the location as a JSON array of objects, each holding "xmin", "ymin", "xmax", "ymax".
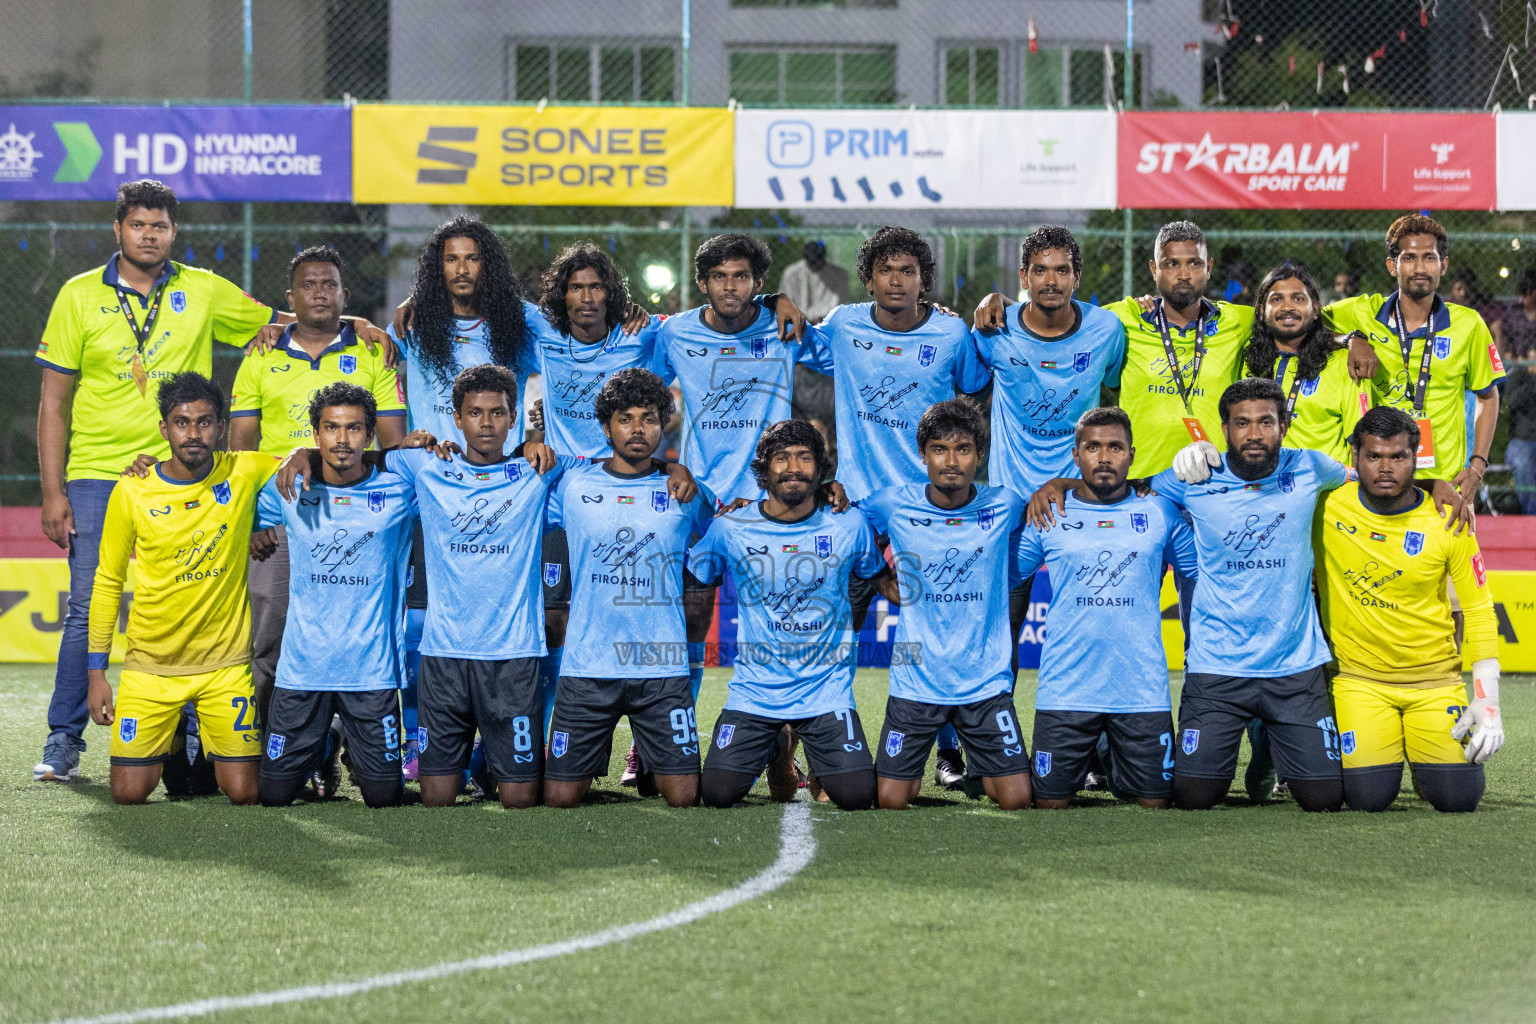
[
  {"xmin": 688, "ymin": 420, "xmax": 887, "ymax": 811},
  {"xmin": 232, "ymin": 246, "xmax": 406, "ymax": 724},
  {"xmin": 1015, "ymin": 408, "xmax": 1198, "ymax": 809},
  {"xmin": 254, "ymin": 383, "xmax": 417, "ymax": 809},
  {"xmin": 861, "ymin": 400, "xmax": 1031, "ymax": 811},
  {"xmin": 1323, "ymin": 214, "xmax": 1504, "ymax": 508},
  {"xmin": 84, "ymin": 373, "xmax": 278, "ymax": 804},
  {"xmin": 543, "ymin": 369, "xmax": 718, "ymax": 809},
  {"xmin": 1315, "ymin": 407, "xmax": 1504, "ymax": 812}
]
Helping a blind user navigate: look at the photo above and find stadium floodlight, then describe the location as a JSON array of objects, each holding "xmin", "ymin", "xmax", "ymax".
[{"xmin": 644, "ymin": 263, "xmax": 676, "ymax": 304}]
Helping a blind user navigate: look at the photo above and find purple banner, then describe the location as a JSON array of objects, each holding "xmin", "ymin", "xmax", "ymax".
[{"xmin": 0, "ymin": 105, "xmax": 351, "ymax": 202}]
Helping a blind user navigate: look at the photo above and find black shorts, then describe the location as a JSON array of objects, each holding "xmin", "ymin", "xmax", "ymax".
[
  {"xmin": 1030, "ymin": 709, "xmax": 1175, "ymax": 801},
  {"xmin": 546, "ymin": 674, "xmax": 699, "ymax": 781},
  {"xmin": 261, "ymin": 686, "xmax": 402, "ymax": 783},
  {"xmin": 704, "ymin": 707, "xmax": 874, "ymax": 779},
  {"xmin": 406, "ymin": 519, "xmax": 428, "ymax": 610},
  {"xmin": 848, "ymin": 533, "xmax": 891, "ymax": 629},
  {"xmin": 1176, "ymin": 666, "xmax": 1341, "ymax": 783},
  {"xmin": 542, "ymin": 528, "xmax": 570, "ymax": 608},
  {"xmin": 418, "ymin": 655, "xmax": 542, "ymax": 783},
  {"xmin": 876, "ymin": 693, "xmax": 1029, "ymax": 781}
]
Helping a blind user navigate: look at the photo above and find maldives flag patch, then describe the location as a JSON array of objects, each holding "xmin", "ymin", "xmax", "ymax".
[
  {"xmin": 1097, "ymin": 520, "xmax": 1115, "ymax": 528},
  {"xmin": 1243, "ymin": 483, "xmax": 1262, "ymax": 492},
  {"xmin": 473, "ymin": 471, "xmax": 491, "ymax": 481},
  {"xmin": 1039, "ymin": 360, "xmax": 1059, "ymax": 369},
  {"xmin": 945, "ymin": 517, "xmax": 963, "ymax": 525},
  {"xmin": 333, "ymin": 496, "xmax": 353, "ymax": 506},
  {"xmin": 885, "ymin": 346, "xmax": 902, "ymax": 355},
  {"xmin": 617, "ymin": 495, "xmax": 635, "ymax": 505},
  {"xmin": 721, "ymin": 346, "xmax": 736, "ymax": 355},
  {"xmin": 1369, "ymin": 531, "xmax": 1387, "ymax": 541},
  {"xmin": 782, "ymin": 544, "xmax": 799, "ymax": 552},
  {"xmin": 183, "ymin": 499, "xmax": 200, "ymax": 510}
]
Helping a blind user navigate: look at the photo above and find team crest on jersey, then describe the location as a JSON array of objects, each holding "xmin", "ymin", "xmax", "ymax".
[
  {"xmin": 1073, "ymin": 351, "xmax": 1090, "ymax": 373},
  {"xmin": 505, "ymin": 463, "xmax": 522, "ymax": 481},
  {"xmin": 751, "ymin": 337, "xmax": 767, "ymax": 359},
  {"xmin": 918, "ymin": 344, "xmax": 937, "ymax": 367},
  {"xmin": 544, "ymin": 562, "xmax": 562, "ymax": 586},
  {"xmin": 213, "ymin": 480, "xmax": 231, "ymax": 505},
  {"xmin": 1181, "ymin": 729, "xmax": 1200, "ymax": 755},
  {"xmin": 1300, "ymin": 377, "xmax": 1320, "ymax": 397},
  {"xmin": 267, "ymin": 733, "xmax": 286, "ymax": 759},
  {"xmin": 1034, "ymin": 750, "xmax": 1051, "ymax": 777},
  {"xmin": 339, "ymin": 354, "xmax": 357, "ymax": 375},
  {"xmin": 1433, "ymin": 335, "xmax": 1451, "ymax": 359},
  {"xmin": 119, "ymin": 717, "xmax": 138, "ymax": 743},
  {"xmin": 978, "ymin": 508, "xmax": 995, "ymax": 531},
  {"xmin": 716, "ymin": 724, "xmax": 735, "ymax": 749},
  {"xmin": 885, "ymin": 731, "xmax": 904, "ymax": 757},
  {"xmin": 551, "ymin": 731, "xmax": 569, "ymax": 758},
  {"xmin": 367, "ymin": 491, "xmax": 385, "ymax": 512},
  {"xmin": 1404, "ymin": 530, "xmax": 1425, "ymax": 556},
  {"xmin": 1279, "ymin": 472, "xmax": 1295, "ymax": 493},
  {"xmin": 815, "ymin": 534, "xmax": 832, "ymax": 558},
  {"xmin": 169, "ymin": 290, "xmax": 186, "ymax": 313},
  {"xmin": 1130, "ymin": 512, "xmax": 1149, "ymax": 533},
  {"xmin": 652, "ymin": 490, "xmax": 669, "ymax": 513},
  {"xmin": 417, "ymin": 727, "xmax": 428, "ymax": 752},
  {"xmin": 1340, "ymin": 730, "xmax": 1356, "ymax": 756}
]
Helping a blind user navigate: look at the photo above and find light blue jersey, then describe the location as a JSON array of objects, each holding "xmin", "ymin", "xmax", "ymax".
[
  {"xmin": 384, "ymin": 447, "xmax": 579, "ymax": 661},
  {"xmin": 389, "ymin": 315, "xmax": 530, "ymax": 451},
  {"xmin": 861, "ymin": 484, "xmax": 1025, "ymax": 705},
  {"xmin": 255, "ymin": 467, "xmax": 417, "ymax": 691},
  {"xmin": 527, "ymin": 302, "xmax": 663, "ymax": 458},
  {"xmin": 546, "ymin": 461, "xmax": 718, "ymax": 679},
  {"xmin": 686, "ymin": 503, "xmax": 883, "ymax": 718},
  {"xmin": 1015, "ymin": 492, "xmax": 1197, "ymax": 712},
  {"xmin": 1152, "ymin": 447, "xmax": 1349, "ymax": 678},
  {"xmin": 805, "ymin": 303, "xmax": 991, "ymax": 502},
  {"xmin": 656, "ymin": 303, "xmax": 814, "ymax": 502},
  {"xmin": 972, "ymin": 299, "xmax": 1127, "ymax": 496}
]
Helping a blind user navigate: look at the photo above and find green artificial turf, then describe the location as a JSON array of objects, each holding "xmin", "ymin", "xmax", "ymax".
[{"xmin": 2, "ymin": 664, "xmax": 1533, "ymax": 1024}]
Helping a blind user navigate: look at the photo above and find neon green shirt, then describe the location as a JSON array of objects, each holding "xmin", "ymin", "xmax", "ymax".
[
  {"xmin": 1264, "ymin": 347, "xmax": 1373, "ymax": 464},
  {"xmin": 231, "ymin": 325, "xmax": 405, "ymax": 455},
  {"xmin": 35, "ymin": 256, "xmax": 275, "ymax": 481},
  {"xmin": 1104, "ymin": 297, "xmax": 1253, "ymax": 478},
  {"xmin": 1322, "ymin": 293, "xmax": 1504, "ymax": 481}
]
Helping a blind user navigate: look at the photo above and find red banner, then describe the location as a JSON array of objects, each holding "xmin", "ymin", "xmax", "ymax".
[{"xmin": 1118, "ymin": 111, "xmax": 1496, "ymax": 210}]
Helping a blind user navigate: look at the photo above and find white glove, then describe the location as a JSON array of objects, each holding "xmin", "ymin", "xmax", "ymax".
[
  {"xmin": 1172, "ymin": 440, "xmax": 1222, "ymax": 484},
  {"xmin": 1451, "ymin": 659, "xmax": 1505, "ymax": 764}
]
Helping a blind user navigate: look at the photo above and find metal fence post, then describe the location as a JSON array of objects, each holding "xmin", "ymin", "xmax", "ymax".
[{"xmin": 242, "ymin": 0, "xmax": 255, "ymax": 294}]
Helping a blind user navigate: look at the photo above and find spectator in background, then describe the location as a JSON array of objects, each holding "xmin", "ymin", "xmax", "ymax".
[
  {"xmin": 1506, "ymin": 358, "xmax": 1536, "ymax": 515},
  {"xmin": 1451, "ymin": 267, "xmax": 1506, "ymax": 355},
  {"xmin": 1501, "ymin": 269, "xmax": 1536, "ymax": 363},
  {"xmin": 780, "ymin": 240, "xmax": 848, "ymax": 423},
  {"xmin": 1215, "ymin": 245, "xmax": 1256, "ymax": 305},
  {"xmin": 1320, "ymin": 269, "xmax": 1359, "ymax": 306}
]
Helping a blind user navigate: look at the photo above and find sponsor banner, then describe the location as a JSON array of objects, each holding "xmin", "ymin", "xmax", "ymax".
[
  {"xmin": 1496, "ymin": 112, "xmax": 1536, "ymax": 210},
  {"xmin": 734, "ymin": 109, "xmax": 1116, "ymax": 210},
  {"xmin": 351, "ymin": 104, "xmax": 733, "ymax": 206},
  {"xmin": 0, "ymin": 559, "xmax": 136, "ymax": 663},
  {"xmin": 0, "ymin": 106, "xmax": 350, "ymax": 202},
  {"xmin": 1119, "ymin": 111, "xmax": 1496, "ymax": 210}
]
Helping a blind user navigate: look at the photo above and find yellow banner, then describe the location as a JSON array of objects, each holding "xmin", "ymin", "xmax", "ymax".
[
  {"xmin": 352, "ymin": 104, "xmax": 734, "ymax": 206},
  {"xmin": 0, "ymin": 558, "xmax": 137, "ymax": 663}
]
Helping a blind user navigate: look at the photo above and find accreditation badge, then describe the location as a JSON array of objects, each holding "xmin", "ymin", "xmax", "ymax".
[{"xmin": 1414, "ymin": 418, "xmax": 1436, "ymax": 469}]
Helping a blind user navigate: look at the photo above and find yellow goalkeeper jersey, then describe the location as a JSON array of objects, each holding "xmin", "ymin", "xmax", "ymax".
[
  {"xmin": 89, "ymin": 451, "xmax": 279, "ymax": 675},
  {"xmin": 1313, "ymin": 482, "xmax": 1497, "ymax": 687}
]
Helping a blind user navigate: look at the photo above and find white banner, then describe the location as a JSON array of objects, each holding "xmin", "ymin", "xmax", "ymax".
[
  {"xmin": 733, "ymin": 109, "xmax": 1117, "ymax": 210},
  {"xmin": 1496, "ymin": 112, "xmax": 1536, "ymax": 211}
]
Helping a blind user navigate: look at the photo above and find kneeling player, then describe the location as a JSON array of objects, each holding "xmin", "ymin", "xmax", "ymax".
[
  {"xmin": 862, "ymin": 399, "xmax": 1031, "ymax": 810},
  {"xmin": 544, "ymin": 369, "xmax": 717, "ymax": 808},
  {"xmin": 1315, "ymin": 407, "xmax": 1505, "ymax": 812},
  {"xmin": 688, "ymin": 420, "xmax": 888, "ymax": 811},
  {"xmin": 1016, "ymin": 408, "xmax": 1198, "ymax": 808},
  {"xmin": 86, "ymin": 374, "xmax": 279, "ymax": 805},
  {"xmin": 255, "ymin": 383, "xmax": 417, "ymax": 808}
]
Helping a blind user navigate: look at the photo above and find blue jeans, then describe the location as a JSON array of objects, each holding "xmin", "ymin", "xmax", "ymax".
[
  {"xmin": 49, "ymin": 478, "xmax": 118, "ymax": 743},
  {"xmin": 1508, "ymin": 438, "xmax": 1536, "ymax": 516}
]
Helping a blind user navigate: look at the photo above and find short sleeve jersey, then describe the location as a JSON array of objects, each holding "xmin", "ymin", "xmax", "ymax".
[
  {"xmin": 860, "ymin": 484, "xmax": 1025, "ymax": 705},
  {"xmin": 255, "ymin": 466, "xmax": 418, "ymax": 691},
  {"xmin": 686, "ymin": 503, "xmax": 883, "ymax": 718},
  {"xmin": 1014, "ymin": 492, "xmax": 1197, "ymax": 713},
  {"xmin": 528, "ymin": 303, "xmax": 663, "ymax": 458},
  {"xmin": 1104, "ymin": 297, "xmax": 1253, "ymax": 479},
  {"xmin": 1322, "ymin": 292, "xmax": 1504, "ymax": 480},
  {"xmin": 1260, "ymin": 346, "xmax": 1372, "ymax": 464},
  {"xmin": 35, "ymin": 256, "xmax": 276, "ymax": 481},
  {"xmin": 231, "ymin": 325, "xmax": 405, "ymax": 456},
  {"xmin": 804, "ymin": 303, "xmax": 991, "ymax": 502},
  {"xmin": 389, "ymin": 315, "xmax": 532, "ymax": 451},
  {"xmin": 971, "ymin": 299, "xmax": 1127, "ymax": 496},
  {"xmin": 546, "ymin": 461, "xmax": 718, "ymax": 679},
  {"xmin": 1152, "ymin": 447, "xmax": 1348, "ymax": 679}
]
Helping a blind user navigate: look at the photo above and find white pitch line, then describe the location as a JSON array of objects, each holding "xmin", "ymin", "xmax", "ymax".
[{"xmin": 41, "ymin": 803, "xmax": 815, "ymax": 1024}]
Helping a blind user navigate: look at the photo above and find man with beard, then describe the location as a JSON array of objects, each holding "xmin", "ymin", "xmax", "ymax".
[
  {"xmin": 1147, "ymin": 378, "xmax": 1350, "ymax": 812},
  {"xmin": 1015, "ymin": 407, "xmax": 1198, "ymax": 809}
]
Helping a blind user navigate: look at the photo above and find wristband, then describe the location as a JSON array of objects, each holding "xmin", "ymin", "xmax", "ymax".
[{"xmin": 1469, "ymin": 454, "xmax": 1489, "ymax": 471}]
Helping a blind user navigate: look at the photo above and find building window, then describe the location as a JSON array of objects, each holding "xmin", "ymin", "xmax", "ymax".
[
  {"xmin": 730, "ymin": 46, "xmax": 897, "ymax": 105},
  {"xmin": 1023, "ymin": 47, "xmax": 1141, "ymax": 108},
  {"xmin": 941, "ymin": 45, "xmax": 1002, "ymax": 106},
  {"xmin": 508, "ymin": 41, "xmax": 678, "ymax": 103}
]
